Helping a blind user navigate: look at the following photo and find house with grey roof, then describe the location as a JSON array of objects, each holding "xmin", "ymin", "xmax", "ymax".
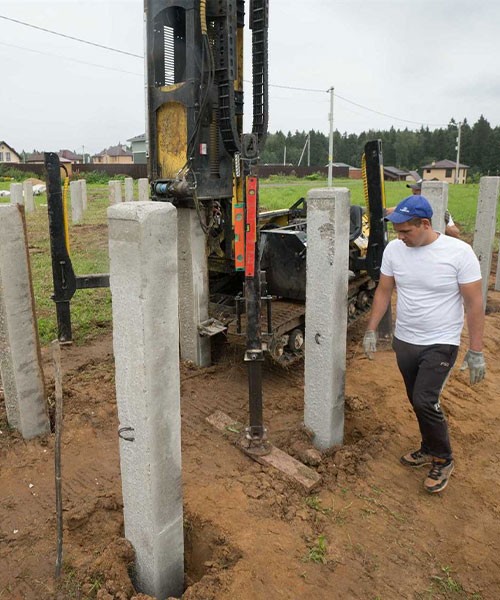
[
  {"xmin": 127, "ymin": 134, "xmax": 147, "ymax": 164},
  {"xmin": 421, "ymin": 159, "xmax": 469, "ymax": 184},
  {"xmin": 92, "ymin": 144, "xmax": 133, "ymax": 165}
]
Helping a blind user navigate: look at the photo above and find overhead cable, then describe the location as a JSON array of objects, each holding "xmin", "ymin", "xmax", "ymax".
[
  {"xmin": 1, "ymin": 13, "xmax": 451, "ymax": 128},
  {"xmin": 0, "ymin": 41, "xmax": 143, "ymax": 76},
  {"xmin": 0, "ymin": 14, "xmax": 143, "ymax": 58}
]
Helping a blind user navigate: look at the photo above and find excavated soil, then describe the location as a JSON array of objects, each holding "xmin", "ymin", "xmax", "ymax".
[{"xmin": 1, "ymin": 286, "xmax": 500, "ymax": 599}]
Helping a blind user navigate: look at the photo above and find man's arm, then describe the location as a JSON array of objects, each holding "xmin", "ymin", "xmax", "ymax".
[
  {"xmin": 459, "ymin": 280, "xmax": 484, "ymax": 351},
  {"xmin": 366, "ymin": 274, "xmax": 395, "ymax": 332},
  {"xmin": 445, "ymin": 223, "xmax": 460, "ymax": 238}
]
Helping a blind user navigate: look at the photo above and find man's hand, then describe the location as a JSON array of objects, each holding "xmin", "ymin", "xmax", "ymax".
[
  {"xmin": 363, "ymin": 330, "xmax": 377, "ymax": 360},
  {"xmin": 460, "ymin": 350, "xmax": 486, "ymax": 384}
]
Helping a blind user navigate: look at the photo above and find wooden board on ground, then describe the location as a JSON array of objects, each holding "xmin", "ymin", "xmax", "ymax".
[{"xmin": 206, "ymin": 410, "xmax": 321, "ymax": 491}]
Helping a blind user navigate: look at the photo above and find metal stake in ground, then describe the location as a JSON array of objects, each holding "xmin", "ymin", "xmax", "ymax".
[
  {"xmin": 244, "ymin": 175, "xmax": 269, "ymax": 455},
  {"xmin": 52, "ymin": 340, "xmax": 64, "ymax": 579}
]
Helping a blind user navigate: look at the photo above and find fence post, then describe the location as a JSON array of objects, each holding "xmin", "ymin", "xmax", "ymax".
[
  {"xmin": 108, "ymin": 202, "xmax": 184, "ymax": 599},
  {"xmin": 9, "ymin": 183, "xmax": 23, "ymax": 205},
  {"xmin": 473, "ymin": 177, "xmax": 500, "ymax": 309},
  {"xmin": 0, "ymin": 204, "xmax": 50, "ymax": 438},
  {"xmin": 23, "ymin": 181, "xmax": 35, "ymax": 213},
  {"xmin": 124, "ymin": 177, "xmax": 134, "ymax": 202},
  {"xmin": 304, "ymin": 188, "xmax": 350, "ymax": 449}
]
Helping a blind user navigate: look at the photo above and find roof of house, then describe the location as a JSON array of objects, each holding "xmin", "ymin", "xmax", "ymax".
[
  {"xmin": 59, "ymin": 149, "xmax": 83, "ymax": 161},
  {"xmin": 26, "ymin": 152, "xmax": 45, "ymax": 162},
  {"xmin": 127, "ymin": 133, "xmax": 146, "ymax": 143},
  {"xmin": 384, "ymin": 166, "xmax": 410, "ymax": 177},
  {"xmin": 421, "ymin": 159, "xmax": 470, "ymax": 169},
  {"xmin": 26, "ymin": 152, "xmax": 71, "ymax": 163},
  {"xmin": 93, "ymin": 145, "xmax": 133, "ymax": 158},
  {"xmin": 0, "ymin": 140, "xmax": 20, "ymax": 158}
]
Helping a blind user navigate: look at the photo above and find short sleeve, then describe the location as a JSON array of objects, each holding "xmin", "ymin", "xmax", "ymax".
[
  {"xmin": 380, "ymin": 241, "xmax": 395, "ymax": 277},
  {"xmin": 457, "ymin": 244, "xmax": 481, "ymax": 284}
]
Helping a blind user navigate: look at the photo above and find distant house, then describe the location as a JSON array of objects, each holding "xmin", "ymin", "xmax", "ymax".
[
  {"xmin": 127, "ymin": 134, "xmax": 147, "ymax": 164},
  {"xmin": 26, "ymin": 151, "xmax": 73, "ymax": 175},
  {"xmin": 25, "ymin": 152, "xmax": 45, "ymax": 163},
  {"xmin": 421, "ymin": 159, "xmax": 469, "ymax": 184},
  {"xmin": 92, "ymin": 144, "xmax": 133, "ymax": 165},
  {"xmin": 0, "ymin": 141, "xmax": 21, "ymax": 163},
  {"xmin": 384, "ymin": 166, "xmax": 410, "ymax": 182},
  {"xmin": 59, "ymin": 149, "xmax": 84, "ymax": 164}
]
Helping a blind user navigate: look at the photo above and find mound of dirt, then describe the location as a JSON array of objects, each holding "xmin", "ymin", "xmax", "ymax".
[
  {"xmin": 24, "ymin": 177, "xmax": 45, "ymax": 185},
  {"xmin": 1, "ymin": 289, "xmax": 500, "ymax": 599}
]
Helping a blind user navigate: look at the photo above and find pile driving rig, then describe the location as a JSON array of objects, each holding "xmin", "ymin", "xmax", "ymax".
[
  {"xmin": 145, "ymin": 1, "xmax": 389, "ymax": 449},
  {"xmin": 145, "ymin": 0, "xmax": 270, "ymax": 451}
]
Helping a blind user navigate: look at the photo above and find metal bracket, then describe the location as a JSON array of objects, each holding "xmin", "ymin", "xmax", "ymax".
[
  {"xmin": 118, "ymin": 426, "xmax": 135, "ymax": 442},
  {"xmin": 198, "ymin": 318, "xmax": 227, "ymax": 337}
]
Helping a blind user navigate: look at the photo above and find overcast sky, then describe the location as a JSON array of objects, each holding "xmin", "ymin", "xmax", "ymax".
[{"xmin": 1, "ymin": 0, "xmax": 499, "ymax": 155}]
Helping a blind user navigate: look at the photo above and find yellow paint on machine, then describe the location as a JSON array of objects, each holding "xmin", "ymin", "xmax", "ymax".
[{"xmin": 157, "ymin": 102, "xmax": 187, "ymax": 178}]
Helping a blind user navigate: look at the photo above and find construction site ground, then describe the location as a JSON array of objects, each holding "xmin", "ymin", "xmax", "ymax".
[{"xmin": 1, "ymin": 285, "xmax": 500, "ymax": 599}]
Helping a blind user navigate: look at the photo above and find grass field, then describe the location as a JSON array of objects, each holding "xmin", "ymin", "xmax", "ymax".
[{"xmin": 0, "ymin": 177, "xmax": 496, "ymax": 345}]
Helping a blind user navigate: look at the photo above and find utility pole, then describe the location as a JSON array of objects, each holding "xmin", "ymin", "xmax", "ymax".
[
  {"xmin": 327, "ymin": 87, "xmax": 334, "ymax": 187},
  {"xmin": 454, "ymin": 121, "xmax": 462, "ymax": 184},
  {"xmin": 298, "ymin": 133, "xmax": 310, "ymax": 167},
  {"xmin": 283, "ymin": 144, "xmax": 286, "ymax": 166}
]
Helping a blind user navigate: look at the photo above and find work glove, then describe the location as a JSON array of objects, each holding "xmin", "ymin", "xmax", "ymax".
[
  {"xmin": 363, "ymin": 330, "xmax": 377, "ymax": 360},
  {"xmin": 460, "ymin": 350, "xmax": 486, "ymax": 385}
]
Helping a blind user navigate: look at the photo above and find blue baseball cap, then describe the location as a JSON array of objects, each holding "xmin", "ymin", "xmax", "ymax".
[{"xmin": 385, "ymin": 195, "xmax": 433, "ymax": 223}]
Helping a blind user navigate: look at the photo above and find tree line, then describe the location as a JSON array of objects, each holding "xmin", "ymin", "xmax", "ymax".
[{"xmin": 260, "ymin": 115, "xmax": 500, "ymax": 179}]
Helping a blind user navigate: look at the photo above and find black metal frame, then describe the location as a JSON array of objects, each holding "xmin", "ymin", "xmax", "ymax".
[
  {"xmin": 45, "ymin": 152, "xmax": 110, "ymax": 343},
  {"xmin": 362, "ymin": 140, "xmax": 392, "ymax": 338}
]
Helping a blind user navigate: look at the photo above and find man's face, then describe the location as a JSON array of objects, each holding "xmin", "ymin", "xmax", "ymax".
[{"xmin": 393, "ymin": 219, "xmax": 430, "ymax": 247}]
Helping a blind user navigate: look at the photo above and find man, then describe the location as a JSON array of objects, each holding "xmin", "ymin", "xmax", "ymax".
[
  {"xmin": 406, "ymin": 180, "xmax": 460, "ymax": 238},
  {"xmin": 363, "ymin": 195, "xmax": 485, "ymax": 494}
]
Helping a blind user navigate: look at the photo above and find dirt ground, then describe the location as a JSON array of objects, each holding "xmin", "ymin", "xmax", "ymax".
[{"xmin": 1, "ymin": 284, "xmax": 500, "ymax": 599}]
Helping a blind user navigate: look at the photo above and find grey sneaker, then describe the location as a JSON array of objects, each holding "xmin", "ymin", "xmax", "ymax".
[
  {"xmin": 424, "ymin": 459, "xmax": 455, "ymax": 493},
  {"xmin": 400, "ymin": 449, "xmax": 433, "ymax": 468}
]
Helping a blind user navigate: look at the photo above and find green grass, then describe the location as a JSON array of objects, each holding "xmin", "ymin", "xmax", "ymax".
[
  {"xmin": 8, "ymin": 184, "xmax": 112, "ymax": 345},
  {"xmin": 304, "ymin": 535, "xmax": 328, "ymax": 564},
  {"xmin": 260, "ymin": 178, "xmax": 491, "ymax": 236},
  {"xmin": 1, "ymin": 176, "xmax": 494, "ymax": 349}
]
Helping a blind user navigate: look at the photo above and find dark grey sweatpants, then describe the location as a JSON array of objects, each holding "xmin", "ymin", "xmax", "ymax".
[{"xmin": 392, "ymin": 337, "xmax": 459, "ymax": 461}]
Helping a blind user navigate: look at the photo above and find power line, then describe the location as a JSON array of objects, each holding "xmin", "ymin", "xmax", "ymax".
[
  {"xmin": 0, "ymin": 13, "xmax": 451, "ymax": 128},
  {"xmin": 333, "ymin": 91, "xmax": 449, "ymax": 128},
  {"xmin": 259, "ymin": 80, "xmax": 449, "ymax": 128},
  {"xmin": 0, "ymin": 14, "xmax": 143, "ymax": 58},
  {"xmin": 245, "ymin": 78, "xmax": 449, "ymax": 127},
  {"xmin": 0, "ymin": 41, "xmax": 143, "ymax": 77}
]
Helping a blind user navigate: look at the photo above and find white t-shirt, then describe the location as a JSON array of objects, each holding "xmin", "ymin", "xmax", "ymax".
[{"xmin": 381, "ymin": 234, "xmax": 481, "ymax": 345}]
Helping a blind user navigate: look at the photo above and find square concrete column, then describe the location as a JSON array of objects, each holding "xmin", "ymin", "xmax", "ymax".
[
  {"xmin": 109, "ymin": 180, "xmax": 122, "ymax": 204},
  {"xmin": 177, "ymin": 207, "xmax": 211, "ymax": 366},
  {"xmin": 79, "ymin": 179, "xmax": 88, "ymax": 211},
  {"xmin": 124, "ymin": 177, "xmax": 134, "ymax": 202},
  {"xmin": 70, "ymin": 180, "xmax": 83, "ymax": 224},
  {"xmin": 304, "ymin": 188, "xmax": 350, "ymax": 450},
  {"xmin": 421, "ymin": 181, "xmax": 448, "ymax": 233},
  {"xmin": 9, "ymin": 183, "xmax": 23, "ymax": 205},
  {"xmin": 23, "ymin": 181, "xmax": 35, "ymax": 213},
  {"xmin": 0, "ymin": 205, "xmax": 50, "ymax": 438},
  {"xmin": 108, "ymin": 202, "xmax": 184, "ymax": 599},
  {"xmin": 473, "ymin": 177, "xmax": 500, "ymax": 309},
  {"xmin": 138, "ymin": 178, "xmax": 149, "ymax": 202}
]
